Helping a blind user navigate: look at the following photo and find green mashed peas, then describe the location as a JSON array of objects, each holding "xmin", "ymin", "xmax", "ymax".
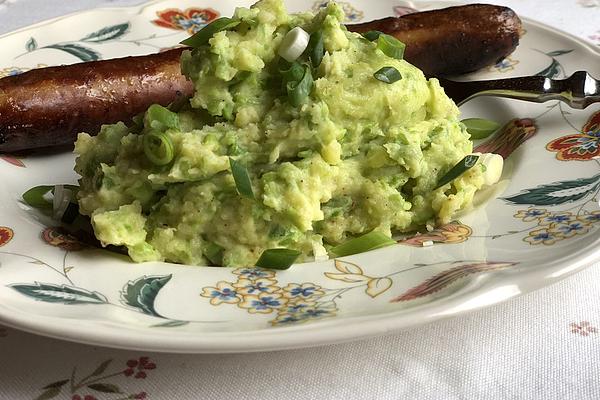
[{"xmin": 74, "ymin": 0, "xmax": 485, "ymax": 267}]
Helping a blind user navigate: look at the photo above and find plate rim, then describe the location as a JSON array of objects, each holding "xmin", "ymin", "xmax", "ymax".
[{"xmin": 0, "ymin": 0, "xmax": 599, "ymax": 353}]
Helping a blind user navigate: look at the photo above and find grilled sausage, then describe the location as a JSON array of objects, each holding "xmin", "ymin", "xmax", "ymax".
[
  {"xmin": 0, "ymin": 48, "xmax": 192, "ymax": 152},
  {"xmin": 0, "ymin": 4, "xmax": 521, "ymax": 153},
  {"xmin": 348, "ymin": 4, "xmax": 522, "ymax": 77}
]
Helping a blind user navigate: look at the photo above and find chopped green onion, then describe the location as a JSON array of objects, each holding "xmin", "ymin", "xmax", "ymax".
[
  {"xmin": 287, "ymin": 64, "xmax": 313, "ymax": 107},
  {"xmin": 145, "ymin": 104, "xmax": 179, "ymax": 132},
  {"xmin": 204, "ymin": 242, "xmax": 224, "ymax": 266},
  {"xmin": 22, "ymin": 185, "xmax": 54, "ymax": 209},
  {"xmin": 462, "ymin": 118, "xmax": 501, "ymax": 140},
  {"xmin": 279, "ymin": 60, "xmax": 304, "ymax": 84},
  {"xmin": 362, "ymin": 31, "xmax": 382, "ymax": 41},
  {"xmin": 374, "ymin": 66, "xmax": 402, "ymax": 84},
  {"xmin": 376, "ymin": 34, "xmax": 406, "ymax": 60},
  {"xmin": 435, "ymin": 154, "xmax": 480, "ymax": 190},
  {"xmin": 229, "ymin": 157, "xmax": 255, "ymax": 199},
  {"xmin": 330, "ymin": 230, "xmax": 395, "ymax": 257},
  {"xmin": 255, "ymin": 248, "xmax": 301, "ymax": 270},
  {"xmin": 278, "ymin": 27, "xmax": 310, "ymax": 62},
  {"xmin": 143, "ymin": 131, "xmax": 175, "ymax": 166},
  {"xmin": 180, "ymin": 17, "xmax": 240, "ymax": 47},
  {"xmin": 307, "ymin": 30, "xmax": 324, "ymax": 68}
]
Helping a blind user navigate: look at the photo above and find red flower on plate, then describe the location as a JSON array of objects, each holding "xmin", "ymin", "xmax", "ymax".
[
  {"xmin": 546, "ymin": 110, "xmax": 600, "ymax": 161},
  {"xmin": 152, "ymin": 8, "xmax": 220, "ymax": 34},
  {"xmin": 398, "ymin": 221, "xmax": 472, "ymax": 246},
  {"xmin": 474, "ymin": 118, "xmax": 537, "ymax": 159},
  {"xmin": 0, "ymin": 154, "xmax": 26, "ymax": 167},
  {"xmin": 41, "ymin": 227, "xmax": 84, "ymax": 251},
  {"xmin": 0, "ymin": 227, "xmax": 14, "ymax": 247}
]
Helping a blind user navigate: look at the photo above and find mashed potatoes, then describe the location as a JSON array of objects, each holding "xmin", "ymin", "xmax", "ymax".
[{"xmin": 74, "ymin": 0, "xmax": 486, "ymax": 267}]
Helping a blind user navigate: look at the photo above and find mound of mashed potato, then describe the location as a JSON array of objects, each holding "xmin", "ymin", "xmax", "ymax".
[{"xmin": 74, "ymin": 0, "xmax": 486, "ymax": 267}]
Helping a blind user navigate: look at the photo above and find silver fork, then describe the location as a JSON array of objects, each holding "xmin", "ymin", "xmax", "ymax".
[{"xmin": 439, "ymin": 71, "xmax": 600, "ymax": 109}]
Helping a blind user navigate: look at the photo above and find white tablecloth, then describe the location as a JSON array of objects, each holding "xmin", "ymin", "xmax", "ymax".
[{"xmin": 1, "ymin": 1, "xmax": 600, "ymax": 399}]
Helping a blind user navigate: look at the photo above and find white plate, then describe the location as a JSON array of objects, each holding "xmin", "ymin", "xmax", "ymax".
[{"xmin": 0, "ymin": 0, "xmax": 599, "ymax": 353}]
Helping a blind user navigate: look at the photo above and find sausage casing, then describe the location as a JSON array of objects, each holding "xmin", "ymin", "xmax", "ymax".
[
  {"xmin": 348, "ymin": 4, "xmax": 522, "ymax": 77},
  {"xmin": 0, "ymin": 48, "xmax": 193, "ymax": 152}
]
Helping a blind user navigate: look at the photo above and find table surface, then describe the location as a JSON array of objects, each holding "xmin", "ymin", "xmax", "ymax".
[{"xmin": 1, "ymin": 0, "xmax": 600, "ymax": 399}]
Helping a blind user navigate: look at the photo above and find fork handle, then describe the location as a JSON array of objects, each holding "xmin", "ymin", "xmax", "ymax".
[{"xmin": 445, "ymin": 71, "xmax": 600, "ymax": 109}]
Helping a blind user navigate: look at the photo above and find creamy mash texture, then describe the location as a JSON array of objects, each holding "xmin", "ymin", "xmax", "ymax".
[{"xmin": 75, "ymin": 0, "xmax": 485, "ymax": 267}]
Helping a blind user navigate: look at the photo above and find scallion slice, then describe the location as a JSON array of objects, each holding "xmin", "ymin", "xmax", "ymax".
[
  {"xmin": 279, "ymin": 60, "xmax": 304, "ymax": 84},
  {"xmin": 287, "ymin": 64, "xmax": 313, "ymax": 107},
  {"xmin": 373, "ymin": 66, "xmax": 402, "ymax": 84},
  {"xmin": 278, "ymin": 27, "xmax": 310, "ymax": 62},
  {"xmin": 145, "ymin": 104, "xmax": 180, "ymax": 132},
  {"xmin": 229, "ymin": 157, "xmax": 255, "ymax": 199},
  {"xmin": 376, "ymin": 34, "xmax": 406, "ymax": 60},
  {"xmin": 435, "ymin": 154, "xmax": 480, "ymax": 190},
  {"xmin": 22, "ymin": 185, "xmax": 54, "ymax": 209},
  {"xmin": 255, "ymin": 248, "xmax": 301, "ymax": 270},
  {"xmin": 461, "ymin": 118, "xmax": 501, "ymax": 140},
  {"xmin": 180, "ymin": 17, "xmax": 241, "ymax": 47},
  {"xmin": 362, "ymin": 30, "xmax": 383, "ymax": 41},
  {"xmin": 143, "ymin": 131, "xmax": 175, "ymax": 166},
  {"xmin": 330, "ymin": 230, "xmax": 395, "ymax": 257},
  {"xmin": 307, "ymin": 30, "xmax": 324, "ymax": 68}
]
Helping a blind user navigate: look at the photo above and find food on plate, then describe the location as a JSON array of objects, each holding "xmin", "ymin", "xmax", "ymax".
[
  {"xmin": 0, "ymin": 4, "xmax": 522, "ymax": 153},
  {"xmin": 0, "ymin": 48, "xmax": 192, "ymax": 153},
  {"xmin": 72, "ymin": 0, "xmax": 503, "ymax": 268},
  {"xmin": 349, "ymin": 4, "xmax": 521, "ymax": 76}
]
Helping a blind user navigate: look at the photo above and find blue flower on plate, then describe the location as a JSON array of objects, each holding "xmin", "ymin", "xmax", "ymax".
[
  {"xmin": 200, "ymin": 281, "xmax": 240, "ymax": 305},
  {"xmin": 272, "ymin": 302, "xmax": 336, "ymax": 326},
  {"xmin": 524, "ymin": 228, "xmax": 562, "ymax": 245},
  {"xmin": 233, "ymin": 278, "xmax": 278, "ymax": 295},
  {"xmin": 539, "ymin": 212, "xmax": 574, "ymax": 226},
  {"xmin": 551, "ymin": 221, "xmax": 590, "ymax": 238},
  {"xmin": 233, "ymin": 267, "xmax": 275, "ymax": 281},
  {"xmin": 240, "ymin": 292, "xmax": 285, "ymax": 314},
  {"xmin": 282, "ymin": 283, "xmax": 324, "ymax": 300}
]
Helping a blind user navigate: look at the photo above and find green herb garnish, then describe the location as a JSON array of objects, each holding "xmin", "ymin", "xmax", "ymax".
[
  {"xmin": 307, "ymin": 30, "xmax": 325, "ymax": 68},
  {"xmin": 279, "ymin": 60, "xmax": 305, "ymax": 84},
  {"xmin": 143, "ymin": 131, "xmax": 175, "ymax": 166},
  {"xmin": 435, "ymin": 154, "xmax": 480, "ymax": 190},
  {"xmin": 145, "ymin": 104, "xmax": 179, "ymax": 132},
  {"xmin": 180, "ymin": 17, "xmax": 240, "ymax": 47},
  {"xmin": 22, "ymin": 185, "xmax": 79, "ymax": 210},
  {"xmin": 373, "ymin": 66, "xmax": 402, "ymax": 84},
  {"xmin": 462, "ymin": 118, "xmax": 501, "ymax": 140},
  {"xmin": 330, "ymin": 230, "xmax": 395, "ymax": 257},
  {"xmin": 255, "ymin": 248, "xmax": 301, "ymax": 269},
  {"xmin": 376, "ymin": 33, "xmax": 405, "ymax": 60},
  {"xmin": 362, "ymin": 30, "xmax": 383, "ymax": 41},
  {"xmin": 229, "ymin": 157, "xmax": 255, "ymax": 199},
  {"xmin": 287, "ymin": 64, "xmax": 314, "ymax": 107},
  {"xmin": 22, "ymin": 185, "xmax": 54, "ymax": 209}
]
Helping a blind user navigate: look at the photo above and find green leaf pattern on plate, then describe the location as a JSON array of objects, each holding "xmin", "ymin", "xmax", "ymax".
[
  {"xmin": 502, "ymin": 173, "xmax": 600, "ymax": 206},
  {"xmin": 44, "ymin": 44, "xmax": 100, "ymax": 62},
  {"xmin": 120, "ymin": 275, "xmax": 172, "ymax": 317},
  {"xmin": 80, "ymin": 22, "xmax": 130, "ymax": 42},
  {"xmin": 9, "ymin": 282, "xmax": 108, "ymax": 304}
]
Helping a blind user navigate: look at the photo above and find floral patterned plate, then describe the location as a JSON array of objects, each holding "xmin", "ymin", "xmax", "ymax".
[{"xmin": 0, "ymin": 0, "xmax": 599, "ymax": 353}]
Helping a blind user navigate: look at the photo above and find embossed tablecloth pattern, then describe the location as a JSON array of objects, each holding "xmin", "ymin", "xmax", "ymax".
[{"xmin": 1, "ymin": 1, "xmax": 600, "ymax": 399}]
